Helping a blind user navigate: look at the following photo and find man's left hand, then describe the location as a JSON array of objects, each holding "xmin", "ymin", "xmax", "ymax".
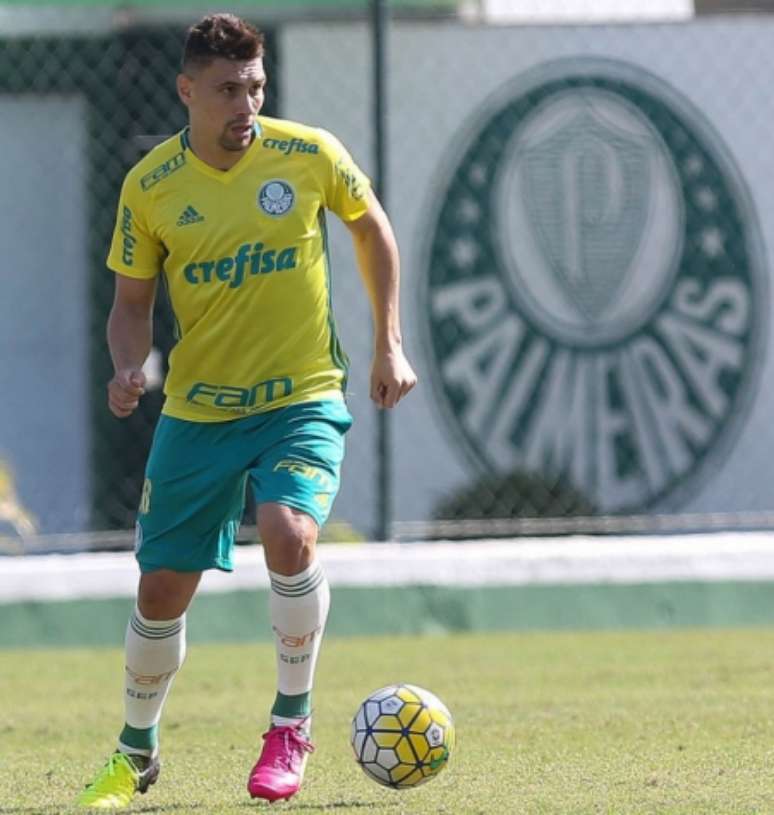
[{"xmin": 370, "ymin": 348, "xmax": 417, "ymax": 409}]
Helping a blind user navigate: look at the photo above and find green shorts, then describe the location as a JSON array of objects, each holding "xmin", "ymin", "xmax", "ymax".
[{"xmin": 135, "ymin": 399, "xmax": 353, "ymax": 573}]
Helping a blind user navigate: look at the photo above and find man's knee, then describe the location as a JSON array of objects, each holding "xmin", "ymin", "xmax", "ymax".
[
  {"xmin": 258, "ymin": 504, "xmax": 319, "ymax": 575},
  {"xmin": 137, "ymin": 569, "xmax": 201, "ymax": 619}
]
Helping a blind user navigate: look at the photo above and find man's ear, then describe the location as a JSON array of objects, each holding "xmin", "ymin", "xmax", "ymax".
[{"xmin": 176, "ymin": 73, "xmax": 193, "ymax": 107}]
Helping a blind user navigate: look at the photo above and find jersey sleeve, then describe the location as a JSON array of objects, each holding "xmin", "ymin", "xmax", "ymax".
[
  {"xmin": 317, "ymin": 129, "xmax": 372, "ymax": 222},
  {"xmin": 106, "ymin": 174, "xmax": 165, "ymax": 278}
]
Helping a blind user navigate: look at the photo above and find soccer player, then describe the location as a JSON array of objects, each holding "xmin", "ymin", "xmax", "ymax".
[{"xmin": 77, "ymin": 13, "xmax": 416, "ymax": 808}]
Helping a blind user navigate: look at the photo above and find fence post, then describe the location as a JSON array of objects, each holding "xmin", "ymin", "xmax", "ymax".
[{"xmin": 371, "ymin": 0, "xmax": 391, "ymax": 541}]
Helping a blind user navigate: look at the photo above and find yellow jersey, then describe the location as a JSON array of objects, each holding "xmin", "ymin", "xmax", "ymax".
[{"xmin": 107, "ymin": 117, "xmax": 370, "ymax": 422}]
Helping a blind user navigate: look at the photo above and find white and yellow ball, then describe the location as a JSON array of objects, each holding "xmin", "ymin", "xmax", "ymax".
[{"xmin": 351, "ymin": 683, "xmax": 455, "ymax": 788}]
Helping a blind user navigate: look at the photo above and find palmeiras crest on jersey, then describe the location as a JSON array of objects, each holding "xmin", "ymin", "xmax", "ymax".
[
  {"xmin": 422, "ymin": 58, "xmax": 767, "ymax": 513},
  {"xmin": 259, "ymin": 179, "xmax": 295, "ymax": 216}
]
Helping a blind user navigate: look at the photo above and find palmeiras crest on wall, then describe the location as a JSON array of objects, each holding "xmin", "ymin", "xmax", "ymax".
[{"xmin": 421, "ymin": 58, "xmax": 767, "ymax": 513}]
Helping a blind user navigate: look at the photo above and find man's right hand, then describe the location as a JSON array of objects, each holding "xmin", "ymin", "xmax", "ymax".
[{"xmin": 108, "ymin": 369, "xmax": 147, "ymax": 418}]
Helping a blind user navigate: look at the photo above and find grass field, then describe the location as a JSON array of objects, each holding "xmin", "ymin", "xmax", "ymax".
[{"xmin": 2, "ymin": 628, "xmax": 774, "ymax": 814}]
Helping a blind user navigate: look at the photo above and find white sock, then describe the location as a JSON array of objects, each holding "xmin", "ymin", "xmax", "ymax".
[
  {"xmin": 268, "ymin": 560, "xmax": 330, "ymax": 726},
  {"xmin": 119, "ymin": 606, "xmax": 186, "ymax": 755}
]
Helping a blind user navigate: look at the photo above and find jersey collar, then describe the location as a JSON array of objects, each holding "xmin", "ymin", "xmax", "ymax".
[{"xmin": 180, "ymin": 121, "xmax": 263, "ymax": 183}]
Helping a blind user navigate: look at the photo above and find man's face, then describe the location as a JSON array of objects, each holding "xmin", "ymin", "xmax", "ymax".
[{"xmin": 177, "ymin": 56, "xmax": 266, "ymax": 153}]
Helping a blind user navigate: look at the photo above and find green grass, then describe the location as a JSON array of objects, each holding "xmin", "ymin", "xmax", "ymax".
[{"xmin": 2, "ymin": 628, "xmax": 774, "ymax": 814}]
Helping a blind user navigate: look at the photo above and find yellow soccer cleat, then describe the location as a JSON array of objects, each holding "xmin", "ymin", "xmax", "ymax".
[{"xmin": 76, "ymin": 751, "xmax": 160, "ymax": 808}]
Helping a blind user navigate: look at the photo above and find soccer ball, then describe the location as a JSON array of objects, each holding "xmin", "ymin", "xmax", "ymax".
[{"xmin": 351, "ymin": 683, "xmax": 455, "ymax": 788}]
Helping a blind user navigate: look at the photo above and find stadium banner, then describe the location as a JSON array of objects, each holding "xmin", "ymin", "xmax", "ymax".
[{"xmin": 281, "ymin": 18, "xmax": 774, "ymax": 532}]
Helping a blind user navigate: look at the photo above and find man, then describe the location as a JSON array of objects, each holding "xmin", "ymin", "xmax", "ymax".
[{"xmin": 77, "ymin": 12, "xmax": 416, "ymax": 808}]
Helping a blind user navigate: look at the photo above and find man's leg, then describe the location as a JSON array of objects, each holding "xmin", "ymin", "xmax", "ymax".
[
  {"xmin": 260, "ymin": 503, "xmax": 329, "ymax": 728},
  {"xmin": 77, "ymin": 570, "xmax": 200, "ymax": 809},
  {"xmin": 244, "ymin": 400, "xmax": 351, "ymax": 802},
  {"xmin": 120, "ymin": 570, "xmax": 201, "ymax": 756},
  {"xmin": 247, "ymin": 503, "xmax": 329, "ymax": 802},
  {"xmin": 79, "ymin": 413, "xmax": 249, "ymax": 808}
]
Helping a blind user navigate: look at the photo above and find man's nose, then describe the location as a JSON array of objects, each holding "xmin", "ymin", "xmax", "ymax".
[{"xmin": 235, "ymin": 93, "xmax": 255, "ymax": 117}]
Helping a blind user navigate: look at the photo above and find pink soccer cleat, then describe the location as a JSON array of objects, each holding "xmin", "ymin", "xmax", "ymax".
[{"xmin": 247, "ymin": 722, "xmax": 315, "ymax": 802}]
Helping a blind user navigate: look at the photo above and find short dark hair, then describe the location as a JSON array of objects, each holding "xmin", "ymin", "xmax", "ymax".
[{"xmin": 182, "ymin": 13, "xmax": 264, "ymax": 73}]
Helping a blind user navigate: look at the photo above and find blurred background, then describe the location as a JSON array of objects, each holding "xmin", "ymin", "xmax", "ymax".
[{"xmin": 3, "ymin": 0, "xmax": 774, "ymax": 554}]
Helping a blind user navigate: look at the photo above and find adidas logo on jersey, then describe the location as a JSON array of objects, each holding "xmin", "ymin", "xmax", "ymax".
[{"xmin": 176, "ymin": 205, "xmax": 205, "ymax": 226}]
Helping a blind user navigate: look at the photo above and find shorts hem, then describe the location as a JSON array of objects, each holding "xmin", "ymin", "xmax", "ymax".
[
  {"xmin": 137, "ymin": 558, "xmax": 234, "ymax": 574},
  {"xmin": 254, "ymin": 496, "xmax": 325, "ymax": 528}
]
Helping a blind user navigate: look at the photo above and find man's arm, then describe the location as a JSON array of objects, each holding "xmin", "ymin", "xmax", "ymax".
[
  {"xmin": 106, "ymin": 274, "xmax": 157, "ymax": 418},
  {"xmin": 345, "ymin": 189, "xmax": 417, "ymax": 408}
]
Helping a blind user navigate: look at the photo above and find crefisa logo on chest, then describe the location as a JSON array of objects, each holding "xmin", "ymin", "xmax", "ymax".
[
  {"xmin": 258, "ymin": 179, "xmax": 295, "ymax": 216},
  {"xmin": 422, "ymin": 58, "xmax": 767, "ymax": 513}
]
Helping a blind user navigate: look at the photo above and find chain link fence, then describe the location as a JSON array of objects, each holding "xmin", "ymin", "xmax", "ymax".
[{"xmin": 3, "ymin": 2, "xmax": 774, "ymax": 547}]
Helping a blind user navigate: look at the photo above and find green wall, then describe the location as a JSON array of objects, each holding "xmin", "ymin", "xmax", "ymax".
[{"xmin": 3, "ymin": 581, "xmax": 774, "ymax": 649}]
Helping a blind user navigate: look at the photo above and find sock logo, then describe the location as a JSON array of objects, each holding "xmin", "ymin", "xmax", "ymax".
[
  {"xmin": 126, "ymin": 666, "xmax": 177, "ymax": 685},
  {"xmin": 280, "ymin": 653, "xmax": 311, "ymax": 665},
  {"xmin": 272, "ymin": 626, "xmax": 321, "ymax": 648},
  {"xmin": 126, "ymin": 689, "xmax": 159, "ymax": 700}
]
